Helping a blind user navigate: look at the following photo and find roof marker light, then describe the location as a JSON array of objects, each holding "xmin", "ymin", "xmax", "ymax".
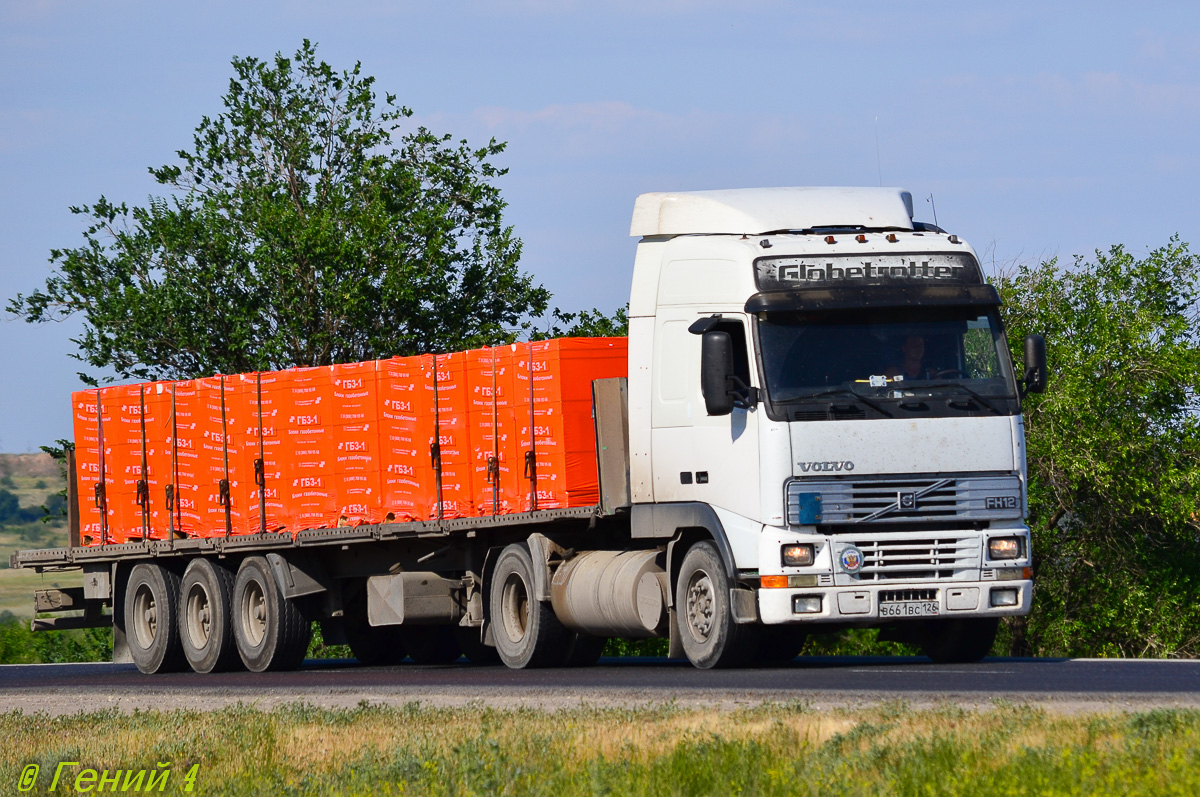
[
  {"xmin": 886, "ymin": 233, "xmax": 898, "ymax": 243},
  {"xmin": 855, "ymin": 234, "xmax": 867, "ymax": 243},
  {"xmin": 948, "ymin": 234, "xmax": 960, "ymax": 244},
  {"xmin": 824, "ymin": 235, "xmax": 836, "ymax": 244}
]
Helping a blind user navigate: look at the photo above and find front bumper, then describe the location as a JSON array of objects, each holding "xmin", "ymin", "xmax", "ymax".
[{"xmin": 757, "ymin": 579, "xmax": 1032, "ymax": 625}]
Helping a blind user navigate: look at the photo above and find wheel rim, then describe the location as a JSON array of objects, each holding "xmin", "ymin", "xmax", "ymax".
[
  {"xmin": 685, "ymin": 570, "xmax": 716, "ymax": 643},
  {"xmin": 500, "ymin": 571, "xmax": 530, "ymax": 644},
  {"xmin": 132, "ymin": 582, "xmax": 158, "ymax": 650},
  {"xmin": 241, "ymin": 578, "xmax": 267, "ymax": 647},
  {"xmin": 185, "ymin": 582, "xmax": 213, "ymax": 650}
]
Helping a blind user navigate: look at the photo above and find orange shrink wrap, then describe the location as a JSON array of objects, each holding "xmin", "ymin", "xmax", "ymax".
[
  {"xmin": 378, "ymin": 355, "xmax": 434, "ymax": 522},
  {"xmin": 330, "ymin": 361, "xmax": 383, "ymax": 526}
]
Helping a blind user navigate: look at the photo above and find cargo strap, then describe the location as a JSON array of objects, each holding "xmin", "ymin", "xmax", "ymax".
[
  {"xmin": 431, "ymin": 354, "xmax": 445, "ymax": 523},
  {"xmin": 96, "ymin": 387, "xmax": 109, "ymax": 545},
  {"xmin": 255, "ymin": 373, "xmax": 268, "ymax": 534},
  {"xmin": 527, "ymin": 340, "xmax": 538, "ymax": 511},
  {"xmin": 138, "ymin": 384, "xmax": 151, "ymax": 540},
  {"xmin": 220, "ymin": 377, "xmax": 232, "ymax": 537}
]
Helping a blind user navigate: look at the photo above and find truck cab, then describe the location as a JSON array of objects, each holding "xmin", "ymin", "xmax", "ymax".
[{"xmin": 625, "ymin": 186, "xmax": 1044, "ymax": 666}]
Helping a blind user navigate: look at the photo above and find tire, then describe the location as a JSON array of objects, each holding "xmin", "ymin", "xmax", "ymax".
[
  {"xmin": 179, "ymin": 558, "xmax": 241, "ymax": 673},
  {"xmin": 401, "ymin": 626, "xmax": 462, "ymax": 664},
  {"xmin": 919, "ymin": 617, "xmax": 999, "ymax": 664},
  {"xmin": 562, "ymin": 633, "xmax": 607, "ymax": 668},
  {"xmin": 231, "ymin": 556, "xmax": 311, "ymax": 672},
  {"xmin": 124, "ymin": 563, "xmax": 188, "ymax": 674},
  {"xmin": 489, "ymin": 543, "xmax": 571, "ymax": 668},
  {"xmin": 676, "ymin": 542, "xmax": 754, "ymax": 669},
  {"xmin": 343, "ymin": 581, "xmax": 406, "ymax": 666},
  {"xmin": 455, "ymin": 625, "xmax": 502, "ymax": 665}
]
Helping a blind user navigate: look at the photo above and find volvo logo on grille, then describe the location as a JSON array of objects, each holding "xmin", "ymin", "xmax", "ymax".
[
  {"xmin": 899, "ymin": 492, "xmax": 917, "ymax": 510},
  {"xmin": 798, "ymin": 461, "xmax": 855, "ymax": 473}
]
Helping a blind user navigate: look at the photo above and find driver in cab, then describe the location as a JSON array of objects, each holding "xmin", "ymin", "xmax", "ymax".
[{"xmin": 886, "ymin": 335, "xmax": 931, "ymax": 380}]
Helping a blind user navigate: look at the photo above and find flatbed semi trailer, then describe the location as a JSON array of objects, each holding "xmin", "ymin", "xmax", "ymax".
[{"xmin": 14, "ymin": 186, "xmax": 1047, "ymax": 672}]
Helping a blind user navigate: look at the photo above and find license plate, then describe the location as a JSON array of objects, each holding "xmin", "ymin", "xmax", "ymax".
[{"xmin": 879, "ymin": 601, "xmax": 939, "ymax": 617}]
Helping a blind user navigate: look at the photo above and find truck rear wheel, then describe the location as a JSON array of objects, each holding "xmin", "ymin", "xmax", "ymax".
[
  {"xmin": 179, "ymin": 558, "xmax": 241, "ymax": 673},
  {"xmin": 489, "ymin": 543, "xmax": 571, "ymax": 668},
  {"xmin": 676, "ymin": 542, "xmax": 753, "ymax": 669},
  {"xmin": 232, "ymin": 556, "xmax": 311, "ymax": 672},
  {"xmin": 125, "ymin": 563, "xmax": 187, "ymax": 674},
  {"xmin": 919, "ymin": 617, "xmax": 998, "ymax": 664}
]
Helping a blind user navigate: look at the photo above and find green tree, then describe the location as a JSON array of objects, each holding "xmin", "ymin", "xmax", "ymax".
[
  {"xmin": 533, "ymin": 305, "xmax": 629, "ymax": 340},
  {"xmin": 8, "ymin": 41, "xmax": 549, "ymax": 383},
  {"xmin": 994, "ymin": 238, "xmax": 1200, "ymax": 657}
]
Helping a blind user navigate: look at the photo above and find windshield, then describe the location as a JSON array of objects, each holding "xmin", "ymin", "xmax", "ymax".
[{"xmin": 757, "ymin": 306, "xmax": 1018, "ymax": 418}]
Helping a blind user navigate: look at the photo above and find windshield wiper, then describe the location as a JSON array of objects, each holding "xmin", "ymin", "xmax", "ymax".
[
  {"xmin": 916, "ymin": 382, "xmax": 1007, "ymax": 415},
  {"xmin": 789, "ymin": 388, "xmax": 894, "ymax": 418}
]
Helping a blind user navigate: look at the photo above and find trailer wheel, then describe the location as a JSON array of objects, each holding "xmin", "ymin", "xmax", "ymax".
[
  {"xmin": 179, "ymin": 558, "xmax": 241, "ymax": 673},
  {"xmin": 919, "ymin": 617, "xmax": 999, "ymax": 664},
  {"xmin": 125, "ymin": 563, "xmax": 187, "ymax": 674},
  {"xmin": 401, "ymin": 626, "xmax": 462, "ymax": 664},
  {"xmin": 676, "ymin": 542, "xmax": 753, "ymax": 669},
  {"xmin": 489, "ymin": 543, "xmax": 571, "ymax": 668},
  {"xmin": 232, "ymin": 556, "xmax": 311, "ymax": 672}
]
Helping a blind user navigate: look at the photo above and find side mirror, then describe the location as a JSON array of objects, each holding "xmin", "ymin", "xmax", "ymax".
[
  {"xmin": 701, "ymin": 331, "xmax": 735, "ymax": 416},
  {"xmin": 1022, "ymin": 334, "xmax": 1047, "ymax": 395}
]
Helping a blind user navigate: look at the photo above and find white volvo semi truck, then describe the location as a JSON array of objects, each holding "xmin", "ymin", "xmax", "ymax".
[{"xmin": 15, "ymin": 186, "xmax": 1045, "ymax": 671}]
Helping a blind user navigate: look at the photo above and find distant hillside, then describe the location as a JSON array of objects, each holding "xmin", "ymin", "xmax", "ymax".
[{"xmin": 0, "ymin": 453, "xmax": 60, "ymax": 480}]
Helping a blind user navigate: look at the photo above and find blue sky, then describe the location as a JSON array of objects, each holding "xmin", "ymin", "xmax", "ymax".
[{"xmin": 2, "ymin": 1, "xmax": 1198, "ymax": 450}]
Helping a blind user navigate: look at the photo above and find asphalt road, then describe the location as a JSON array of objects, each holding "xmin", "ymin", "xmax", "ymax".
[{"xmin": 2, "ymin": 656, "xmax": 1198, "ymax": 714}]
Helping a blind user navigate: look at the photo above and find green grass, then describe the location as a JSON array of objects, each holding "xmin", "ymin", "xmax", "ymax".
[{"xmin": 2, "ymin": 702, "xmax": 1200, "ymax": 795}]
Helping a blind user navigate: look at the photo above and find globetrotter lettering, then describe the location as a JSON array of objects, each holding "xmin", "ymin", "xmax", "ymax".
[
  {"xmin": 777, "ymin": 261, "xmax": 964, "ymax": 282},
  {"xmin": 754, "ymin": 252, "xmax": 982, "ymax": 292},
  {"xmin": 798, "ymin": 461, "xmax": 854, "ymax": 472}
]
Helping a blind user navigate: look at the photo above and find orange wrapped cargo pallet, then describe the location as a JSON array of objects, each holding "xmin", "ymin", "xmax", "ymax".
[{"xmin": 70, "ymin": 338, "xmax": 628, "ymax": 545}]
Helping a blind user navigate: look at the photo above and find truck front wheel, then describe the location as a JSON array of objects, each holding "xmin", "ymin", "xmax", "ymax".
[
  {"xmin": 676, "ymin": 542, "xmax": 753, "ymax": 669},
  {"xmin": 125, "ymin": 563, "xmax": 187, "ymax": 674},
  {"xmin": 489, "ymin": 543, "xmax": 570, "ymax": 668},
  {"xmin": 232, "ymin": 556, "xmax": 311, "ymax": 672},
  {"xmin": 179, "ymin": 558, "xmax": 241, "ymax": 673},
  {"xmin": 919, "ymin": 617, "xmax": 999, "ymax": 664}
]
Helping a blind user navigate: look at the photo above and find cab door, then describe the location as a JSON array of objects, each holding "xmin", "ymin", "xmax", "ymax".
[{"xmin": 650, "ymin": 312, "xmax": 760, "ymax": 521}]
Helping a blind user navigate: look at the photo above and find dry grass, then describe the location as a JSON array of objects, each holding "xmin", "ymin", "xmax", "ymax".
[{"xmin": 2, "ymin": 701, "xmax": 1199, "ymax": 795}]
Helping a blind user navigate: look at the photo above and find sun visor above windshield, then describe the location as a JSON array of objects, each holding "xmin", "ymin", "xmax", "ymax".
[{"xmin": 744, "ymin": 283, "xmax": 1001, "ymax": 313}]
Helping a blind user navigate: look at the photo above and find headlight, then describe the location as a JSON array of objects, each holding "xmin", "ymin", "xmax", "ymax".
[
  {"xmin": 793, "ymin": 595, "xmax": 822, "ymax": 614},
  {"xmin": 990, "ymin": 588, "xmax": 1019, "ymax": 607},
  {"xmin": 988, "ymin": 537, "xmax": 1022, "ymax": 560},
  {"xmin": 781, "ymin": 543, "xmax": 815, "ymax": 567}
]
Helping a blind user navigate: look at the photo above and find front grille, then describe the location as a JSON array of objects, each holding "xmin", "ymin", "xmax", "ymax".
[
  {"xmin": 840, "ymin": 534, "xmax": 980, "ymax": 582},
  {"xmin": 788, "ymin": 473, "xmax": 1021, "ymax": 525},
  {"xmin": 879, "ymin": 588, "xmax": 938, "ymax": 602}
]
